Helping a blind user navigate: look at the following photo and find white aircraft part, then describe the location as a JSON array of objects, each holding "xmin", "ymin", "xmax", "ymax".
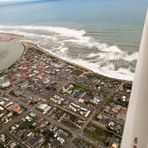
[{"xmin": 121, "ymin": 10, "xmax": 148, "ymax": 148}]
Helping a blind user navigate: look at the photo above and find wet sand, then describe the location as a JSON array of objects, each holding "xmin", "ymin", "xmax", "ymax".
[
  {"xmin": 0, "ymin": 33, "xmax": 24, "ymax": 72},
  {"xmin": 0, "ymin": 33, "xmax": 21, "ymax": 41}
]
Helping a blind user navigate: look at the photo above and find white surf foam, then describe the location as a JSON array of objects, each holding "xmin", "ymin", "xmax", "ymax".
[
  {"xmin": 124, "ymin": 52, "xmax": 139, "ymax": 62},
  {"xmin": 64, "ymin": 57, "xmax": 134, "ymax": 81},
  {"xmin": 100, "ymin": 45, "xmax": 123, "ymax": 53},
  {"xmin": 0, "ymin": 25, "xmax": 86, "ymax": 39},
  {"xmin": 87, "ymin": 53, "xmax": 100, "ymax": 58},
  {"xmin": 0, "ymin": 30, "xmax": 52, "ymax": 39}
]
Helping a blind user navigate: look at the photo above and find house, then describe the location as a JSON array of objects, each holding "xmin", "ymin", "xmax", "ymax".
[
  {"xmin": 112, "ymin": 143, "xmax": 119, "ymax": 148},
  {"xmin": 7, "ymin": 103, "xmax": 23, "ymax": 114},
  {"xmin": 0, "ymin": 80, "xmax": 11, "ymax": 88}
]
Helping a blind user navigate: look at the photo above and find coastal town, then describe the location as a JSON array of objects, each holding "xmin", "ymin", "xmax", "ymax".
[{"xmin": 0, "ymin": 40, "xmax": 132, "ymax": 148}]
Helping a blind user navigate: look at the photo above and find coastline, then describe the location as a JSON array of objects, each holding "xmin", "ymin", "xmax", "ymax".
[
  {"xmin": 22, "ymin": 41, "xmax": 132, "ymax": 84},
  {"xmin": 0, "ymin": 33, "xmax": 132, "ymax": 84},
  {"xmin": 22, "ymin": 41, "xmax": 93, "ymax": 73},
  {"xmin": 0, "ymin": 32, "xmax": 22, "ymax": 41}
]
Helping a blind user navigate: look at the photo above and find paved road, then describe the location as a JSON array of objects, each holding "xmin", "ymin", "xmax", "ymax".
[
  {"xmin": 5, "ymin": 131, "xmax": 28, "ymax": 148},
  {"xmin": 0, "ymin": 89, "xmax": 106, "ymax": 148},
  {"xmin": 9, "ymin": 94, "xmax": 104, "ymax": 148},
  {"xmin": 0, "ymin": 109, "xmax": 30, "ymax": 135}
]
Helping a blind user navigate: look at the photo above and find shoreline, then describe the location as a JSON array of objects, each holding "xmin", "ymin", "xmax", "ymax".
[
  {"xmin": 22, "ymin": 41, "xmax": 131, "ymax": 84},
  {"xmin": 0, "ymin": 33, "xmax": 26, "ymax": 75},
  {"xmin": 0, "ymin": 32, "xmax": 22, "ymax": 41},
  {"xmin": 0, "ymin": 33, "xmax": 132, "ymax": 83},
  {"xmin": 23, "ymin": 41, "xmax": 93, "ymax": 73},
  {"xmin": 0, "ymin": 44, "xmax": 26, "ymax": 75}
]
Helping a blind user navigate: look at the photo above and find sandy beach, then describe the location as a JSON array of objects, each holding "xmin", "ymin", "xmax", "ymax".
[
  {"xmin": 0, "ymin": 33, "xmax": 24, "ymax": 73},
  {"xmin": 0, "ymin": 32, "xmax": 21, "ymax": 41}
]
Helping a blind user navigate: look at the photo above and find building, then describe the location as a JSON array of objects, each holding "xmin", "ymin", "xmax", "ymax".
[
  {"xmin": 0, "ymin": 80, "xmax": 11, "ymax": 88},
  {"xmin": 7, "ymin": 103, "xmax": 22, "ymax": 114}
]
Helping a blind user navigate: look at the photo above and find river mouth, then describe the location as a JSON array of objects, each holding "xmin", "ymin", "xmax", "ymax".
[{"xmin": 0, "ymin": 34, "xmax": 24, "ymax": 71}]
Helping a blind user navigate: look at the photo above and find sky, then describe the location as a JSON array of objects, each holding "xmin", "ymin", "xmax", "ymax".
[
  {"xmin": 0, "ymin": 0, "xmax": 30, "ymax": 1},
  {"xmin": 0, "ymin": 0, "xmax": 37, "ymax": 3},
  {"xmin": 0, "ymin": 0, "xmax": 24, "ymax": 2}
]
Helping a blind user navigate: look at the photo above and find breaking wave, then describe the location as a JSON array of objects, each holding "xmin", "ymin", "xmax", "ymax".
[{"xmin": 0, "ymin": 25, "xmax": 138, "ymax": 81}]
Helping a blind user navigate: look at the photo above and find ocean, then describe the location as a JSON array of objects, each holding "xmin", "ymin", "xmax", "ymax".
[{"xmin": 0, "ymin": 0, "xmax": 147, "ymax": 80}]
